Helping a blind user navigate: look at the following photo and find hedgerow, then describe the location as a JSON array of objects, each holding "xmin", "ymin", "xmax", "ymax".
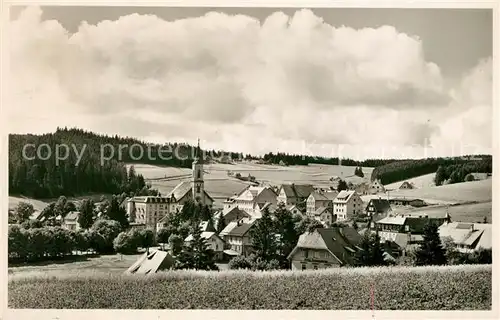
[{"xmin": 8, "ymin": 264, "xmax": 491, "ymax": 310}]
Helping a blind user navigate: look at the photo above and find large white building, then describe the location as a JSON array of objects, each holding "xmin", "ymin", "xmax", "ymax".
[
  {"xmin": 223, "ymin": 185, "xmax": 277, "ymax": 217},
  {"xmin": 333, "ymin": 190, "xmax": 363, "ymax": 221},
  {"xmin": 127, "ymin": 140, "xmax": 214, "ymax": 228}
]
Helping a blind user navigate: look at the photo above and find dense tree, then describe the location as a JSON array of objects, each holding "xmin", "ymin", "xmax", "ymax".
[
  {"xmin": 113, "ymin": 232, "xmax": 137, "ymax": 254},
  {"xmin": 156, "ymin": 228, "xmax": 171, "ymax": 244},
  {"xmin": 15, "ymin": 202, "xmax": 35, "ymax": 223},
  {"xmin": 274, "ymin": 203, "xmax": 300, "ymax": 268},
  {"xmin": 354, "ymin": 167, "xmax": 365, "ymax": 178},
  {"xmin": 175, "ymin": 226, "xmax": 218, "ymax": 270},
  {"xmin": 168, "ymin": 234, "xmax": 183, "ymax": 256},
  {"xmin": 90, "ymin": 219, "xmax": 122, "ymax": 254},
  {"xmin": 262, "ymin": 152, "xmax": 399, "ymax": 167},
  {"xmin": 9, "ymin": 128, "xmax": 161, "ymax": 199},
  {"xmin": 216, "ymin": 214, "xmax": 227, "ymax": 234},
  {"xmin": 139, "ymin": 229, "xmax": 155, "ymax": 253},
  {"xmin": 78, "ymin": 199, "xmax": 95, "ymax": 229},
  {"xmin": 295, "ymin": 216, "xmax": 324, "ymax": 235},
  {"xmin": 21, "ymin": 219, "xmax": 43, "ymax": 229},
  {"xmin": 250, "ymin": 208, "xmax": 279, "ymax": 262},
  {"xmin": 106, "ymin": 196, "xmax": 129, "ymax": 229},
  {"xmin": 415, "ymin": 222, "xmax": 447, "ymax": 266},
  {"xmin": 354, "ymin": 232, "xmax": 386, "ymax": 267},
  {"xmin": 337, "ymin": 179, "xmax": 348, "ymax": 192}
]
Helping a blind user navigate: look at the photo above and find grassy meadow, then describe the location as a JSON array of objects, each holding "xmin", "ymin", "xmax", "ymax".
[{"xmin": 8, "ymin": 264, "xmax": 491, "ymax": 310}]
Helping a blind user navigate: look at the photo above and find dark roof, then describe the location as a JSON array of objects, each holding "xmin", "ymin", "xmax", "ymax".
[
  {"xmin": 281, "ymin": 184, "xmax": 314, "ymax": 199},
  {"xmin": 225, "ymin": 221, "xmax": 255, "ymax": 237},
  {"xmin": 289, "ymin": 227, "xmax": 362, "ymax": 265},
  {"xmin": 366, "ymin": 199, "xmax": 391, "ymax": 213}
]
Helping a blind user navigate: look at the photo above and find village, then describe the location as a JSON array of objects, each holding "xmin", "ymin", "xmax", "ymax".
[{"xmin": 24, "ymin": 142, "xmax": 489, "ymax": 274}]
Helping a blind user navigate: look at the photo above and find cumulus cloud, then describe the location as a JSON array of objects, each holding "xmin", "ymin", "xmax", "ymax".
[{"xmin": 7, "ymin": 7, "xmax": 492, "ymax": 158}]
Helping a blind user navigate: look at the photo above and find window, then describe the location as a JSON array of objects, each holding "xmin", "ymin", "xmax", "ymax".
[
  {"xmin": 304, "ymin": 250, "xmax": 309, "ymax": 258},
  {"xmin": 216, "ymin": 244, "xmax": 218, "ymax": 250},
  {"xmin": 197, "ymin": 170, "xmax": 201, "ymax": 179},
  {"xmin": 313, "ymin": 264, "xmax": 318, "ymax": 270},
  {"xmin": 301, "ymin": 263, "xmax": 307, "ymax": 270},
  {"xmin": 196, "ymin": 185, "xmax": 200, "ymax": 193}
]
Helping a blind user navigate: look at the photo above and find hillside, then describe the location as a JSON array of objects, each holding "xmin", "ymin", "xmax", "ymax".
[
  {"xmin": 370, "ymin": 156, "xmax": 492, "ymax": 185},
  {"xmin": 384, "ymin": 173, "xmax": 436, "ymax": 190}
]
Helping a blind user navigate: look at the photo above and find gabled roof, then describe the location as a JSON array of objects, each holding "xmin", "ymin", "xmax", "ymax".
[
  {"xmin": 223, "ymin": 206, "xmax": 250, "ymax": 218},
  {"xmin": 124, "ymin": 250, "xmax": 174, "ymax": 275},
  {"xmin": 185, "ymin": 231, "xmax": 222, "ymax": 242},
  {"xmin": 366, "ymin": 199, "xmax": 391, "ymax": 212},
  {"xmin": 234, "ymin": 186, "xmax": 274, "ymax": 201},
  {"xmin": 309, "ymin": 191, "xmax": 329, "ymax": 201},
  {"xmin": 167, "ymin": 181, "xmax": 214, "ymax": 202},
  {"xmin": 220, "ymin": 220, "xmax": 256, "ymax": 237},
  {"xmin": 439, "ymin": 222, "xmax": 492, "ymax": 250},
  {"xmin": 129, "ymin": 196, "xmax": 172, "ymax": 204},
  {"xmin": 399, "ymin": 181, "xmax": 414, "ymax": 189},
  {"xmin": 64, "ymin": 211, "xmax": 80, "ymax": 221},
  {"xmin": 280, "ymin": 184, "xmax": 314, "ymax": 199},
  {"xmin": 334, "ymin": 190, "xmax": 356, "ymax": 203},
  {"xmin": 287, "ymin": 227, "xmax": 362, "ymax": 265},
  {"xmin": 315, "ymin": 206, "xmax": 332, "ymax": 216}
]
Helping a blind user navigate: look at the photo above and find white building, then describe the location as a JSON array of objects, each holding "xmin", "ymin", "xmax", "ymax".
[
  {"xmin": 333, "ymin": 190, "xmax": 363, "ymax": 221},
  {"xmin": 127, "ymin": 196, "xmax": 172, "ymax": 229},
  {"xmin": 439, "ymin": 222, "xmax": 492, "ymax": 253},
  {"xmin": 223, "ymin": 186, "xmax": 277, "ymax": 217}
]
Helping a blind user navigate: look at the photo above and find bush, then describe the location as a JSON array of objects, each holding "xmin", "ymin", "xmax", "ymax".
[{"xmin": 113, "ymin": 232, "xmax": 137, "ymax": 254}]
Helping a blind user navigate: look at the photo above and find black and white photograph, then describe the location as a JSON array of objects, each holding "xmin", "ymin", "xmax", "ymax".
[{"xmin": 3, "ymin": 1, "xmax": 497, "ymax": 316}]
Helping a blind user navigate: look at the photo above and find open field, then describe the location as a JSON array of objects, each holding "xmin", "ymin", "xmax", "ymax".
[
  {"xmin": 9, "ymin": 194, "xmax": 111, "ymax": 213},
  {"xmin": 360, "ymin": 179, "xmax": 492, "ymax": 205},
  {"xmin": 396, "ymin": 202, "xmax": 492, "ymax": 223},
  {"xmin": 8, "ymin": 264, "xmax": 491, "ymax": 309}
]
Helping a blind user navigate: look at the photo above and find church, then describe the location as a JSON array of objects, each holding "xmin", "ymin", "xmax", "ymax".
[
  {"xmin": 166, "ymin": 139, "xmax": 214, "ymax": 213},
  {"xmin": 127, "ymin": 140, "xmax": 214, "ymax": 230}
]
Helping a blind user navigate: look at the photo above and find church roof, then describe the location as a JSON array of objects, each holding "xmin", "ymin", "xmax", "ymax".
[{"xmin": 167, "ymin": 180, "xmax": 214, "ymax": 202}]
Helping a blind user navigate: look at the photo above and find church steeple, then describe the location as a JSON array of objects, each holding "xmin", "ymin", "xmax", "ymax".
[{"xmin": 192, "ymin": 138, "xmax": 205, "ymax": 204}]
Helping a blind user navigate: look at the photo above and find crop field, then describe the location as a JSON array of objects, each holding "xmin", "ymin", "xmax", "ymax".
[{"xmin": 8, "ymin": 264, "xmax": 491, "ymax": 309}]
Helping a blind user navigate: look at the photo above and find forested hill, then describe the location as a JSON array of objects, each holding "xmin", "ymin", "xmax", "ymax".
[
  {"xmin": 370, "ymin": 156, "xmax": 492, "ymax": 185},
  {"xmin": 8, "ymin": 128, "xmax": 201, "ymax": 198},
  {"xmin": 262, "ymin": 152, "xmax": 400, "ymax": 167}
]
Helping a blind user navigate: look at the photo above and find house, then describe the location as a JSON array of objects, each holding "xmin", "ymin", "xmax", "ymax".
[
  {"xmin": 365, "ymin": 199, "xmax": 392, "ymax": 216},
  {"xmin": 314, "ymin": 206, "xmax": 336, "ymax": 226},
  {"xmin": 277, "ymin": 184, "xmax": 315, "ymax": 206},
  {"xmin": 287, "ymin": 227, "xmax": 362, "ymax": 270},
  {"xmin": 438, "ymin": 222, "xmax": 492, "ymax": 253},
  {"xmin": 61, "ymin": 211, "xmax": 80, "ymax": 231},
  {"xmin": 218, "ymin": 206, "xmax": 251, "ymax": 225},
  {"xmin": 127, "ymin": 196, "xmax": 173, "ymax": 229},
  {"xmin": 185, "ymin": 231, "xmax": 225, "ymax": 260},
  {"xmin": 333, "ymin": 190, "xmax": 363, "ymax": 221},
  {"xmin": 388, "ymin": 198, "xmax": 426, "ymax": 207},
  {"xmin": 399, "ymin": 181, "xmax": 414, "ymax": 189},
  {"xmin": 223, "ymin": 186, "xmax": 277, "ymax": 217},
  {"xmin": 306, "ymin": 191, "xmax": 337, "ymax": 216},
  {"xmin": 373, "ymin": 213, "xmax": 451, "ymax": 250},
  {"xmin": 369, "ymin": 179, "xmax": 385, "ymax": 194},
  {"xmin": 286, "ymin": 204, "xmax": 304, "ymax": 216},
  {"xmin": 219, "ymin": 219, "xmax": 257, "ymax": 257},
  {"xmin": 124, "ymin": 250, "xmax": 175, "ymax": 275}
]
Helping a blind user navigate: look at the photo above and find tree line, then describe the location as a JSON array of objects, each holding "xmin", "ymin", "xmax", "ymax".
[
  {"xmin": 434, "ymin": 158, "xmax": 492, "ymax": 186},
  {"xmin": 370, "ymin": 155, "xmax": 492, "ymax": 185},
  {"xmin": 262, "ymin": 152, "xmax": 401, "ymax": 168}
]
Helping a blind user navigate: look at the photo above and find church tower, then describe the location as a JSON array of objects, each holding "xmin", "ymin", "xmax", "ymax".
[{"xmin": 192, "ymin": 139, "xmax": 205, "ymax": 204}]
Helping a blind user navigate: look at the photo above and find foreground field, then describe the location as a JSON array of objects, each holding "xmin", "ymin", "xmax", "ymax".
[{"xmin": 8, "ymin": 264, "xmax": 491, "ymax": 310}]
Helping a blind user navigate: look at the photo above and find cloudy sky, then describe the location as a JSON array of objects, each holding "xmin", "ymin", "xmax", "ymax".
[{"xmin": 8, "ymin": 6, "xmax": 493, "ymax": 159}]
